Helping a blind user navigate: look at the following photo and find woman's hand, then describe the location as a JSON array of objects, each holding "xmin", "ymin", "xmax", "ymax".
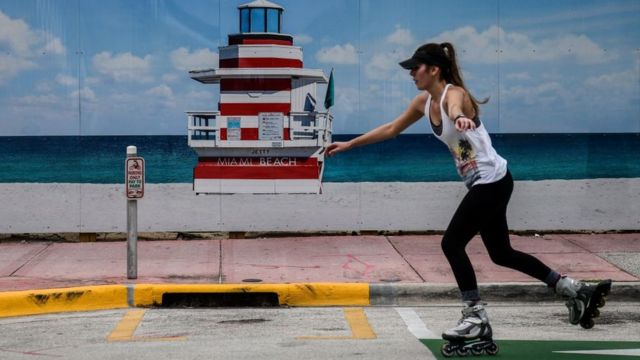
[
  {"xmin": 325, "ymin": 141, "xmax": 353, "ymax": 157},
  {"xmin": 455, "ymin": 116, "xmax": 476, "ymax": 132}
]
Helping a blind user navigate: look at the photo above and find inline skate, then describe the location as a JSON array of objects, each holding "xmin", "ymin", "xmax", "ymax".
[
  {"xmin": 556, "ymin": 276, "xmax": 612, "ymax": 329},
  {"xmin": 441, "ymin": 303, "xmax": 499, "ymax": 357}
]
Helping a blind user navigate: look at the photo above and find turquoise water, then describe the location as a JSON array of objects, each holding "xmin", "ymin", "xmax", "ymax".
[{"xmin": 0, "ymin": 134, "xmax": 638, "ymax": 183}]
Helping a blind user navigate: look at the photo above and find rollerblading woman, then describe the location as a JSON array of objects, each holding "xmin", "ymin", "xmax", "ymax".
[{"xmin": 326, "ymin": 42, "xmax": 612, "ymax": 357}]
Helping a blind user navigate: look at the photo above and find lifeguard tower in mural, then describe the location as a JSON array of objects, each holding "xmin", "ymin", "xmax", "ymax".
[{"xmin": 186, "ymin": 0, "xmax": 333, "ymax": 194}]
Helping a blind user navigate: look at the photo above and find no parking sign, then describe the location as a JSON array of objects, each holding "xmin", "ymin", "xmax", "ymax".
[{"xmin": 125, "ymin": 157, "xmax": 145, "ymax": 199}]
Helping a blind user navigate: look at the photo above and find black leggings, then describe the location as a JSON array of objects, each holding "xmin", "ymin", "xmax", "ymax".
[{"xmin": 441, "ymin": 170, "xmax": 553, "ymax": 299}]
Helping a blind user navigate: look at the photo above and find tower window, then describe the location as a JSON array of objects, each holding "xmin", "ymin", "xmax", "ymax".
[
  {"xmin": 267, "ymin": 9, "xmax": 280, "ymax": 33},
  {"xmin": 251, "ymin": 8, "xmax": 266, "ymax": 32},
  {"xmin": 240, "ymin": 8, "xmax": 250, "ymax": 33}
]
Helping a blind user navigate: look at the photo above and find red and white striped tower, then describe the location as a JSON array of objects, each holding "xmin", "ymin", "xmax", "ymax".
[{"xmin": 186, "ymin": 0, "xmax": 332, "ymax": 194}]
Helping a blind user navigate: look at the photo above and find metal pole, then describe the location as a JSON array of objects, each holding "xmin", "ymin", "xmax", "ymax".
[{"xmin": 127, "ymin": 145, "xmax": 138, "ymax": 279}]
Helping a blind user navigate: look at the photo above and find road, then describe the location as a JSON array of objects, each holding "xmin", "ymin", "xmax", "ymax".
[{"xmin": 1, "ymin": 302, "xmax": 639, "ymax": 359}]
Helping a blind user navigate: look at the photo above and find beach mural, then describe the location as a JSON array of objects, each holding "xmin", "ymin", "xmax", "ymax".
[{"xmin": 0, "ymin": 0, "xmax": 638, "ymax": 233}]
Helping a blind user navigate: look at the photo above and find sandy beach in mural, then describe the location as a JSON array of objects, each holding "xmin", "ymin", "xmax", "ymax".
[{"xmin": 1, "ymin": 179, "xmax": 638, "ymax": 234}]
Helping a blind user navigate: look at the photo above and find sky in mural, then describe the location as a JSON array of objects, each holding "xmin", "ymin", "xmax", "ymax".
[{"xmin": 0, "ymin": 0, "xmax": 638, "ymax": 135}]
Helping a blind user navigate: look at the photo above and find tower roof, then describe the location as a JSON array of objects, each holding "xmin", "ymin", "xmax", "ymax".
[{"xmin": 238, "ymin": 0, "xmax": 284, "ymax": 10}]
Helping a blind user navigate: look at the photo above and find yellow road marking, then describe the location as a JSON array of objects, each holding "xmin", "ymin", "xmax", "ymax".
[
  {"xmin": 107, "ymin": 309, "xmax": 186, "ymax": 342},
  {"xmin": 107, "ymin": 309, "xmax": 146, "ymax": 341},
  {"xmin": 344, "ymin": 308, "xmax": 377, "ymax": 339},
  {"xmin": 298, "ymin": 307, "xmax": 377, "ymax": 340}
]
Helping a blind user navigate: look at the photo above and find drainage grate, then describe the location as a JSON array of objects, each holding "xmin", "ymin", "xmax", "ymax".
[{"xmin": 160, "ymin": 292, "xmax": 280, "ymax": 308}]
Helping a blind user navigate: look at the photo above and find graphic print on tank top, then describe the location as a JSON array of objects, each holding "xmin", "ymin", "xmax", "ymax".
[
  {"xmin": 450, "ymin": 138, "xmax": 481, "ymax": 188},
  {"xmin": 426, "ymin": 84, "xmax": 508, "ymax": 189}
]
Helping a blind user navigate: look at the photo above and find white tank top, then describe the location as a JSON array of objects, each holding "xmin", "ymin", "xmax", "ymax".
[{"xmin": 426, "ymin": 84, "xmax": 507, "ymax": 188}]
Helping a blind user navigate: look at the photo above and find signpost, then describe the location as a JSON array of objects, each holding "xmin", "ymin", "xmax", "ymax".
[{"xmin": 125, "ymin": 146, "xmax": 144, "ymax": 279}]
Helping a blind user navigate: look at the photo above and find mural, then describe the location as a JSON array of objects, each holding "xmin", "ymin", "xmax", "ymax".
[{"xmin": 0, "ymin": 0, "xmax": 638, "ymax": 232}]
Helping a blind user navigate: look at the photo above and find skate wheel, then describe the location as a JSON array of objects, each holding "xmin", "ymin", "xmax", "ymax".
[
  {"xmin": 592, "ymin": 309, "xmax": 600, "ymax": 318},
  {"xmin": 597, "ymin": 297, "xmax": 606, "ymax": 308},
  {"xmin": 486, "ymin": 343, "xmax": 499, "ymax": 356},
  {"xmin": 471, "ymin": 348, "xmax": 484, "ymax": 356},
  {"xmin": 441, "ymin": 343, "xmax": 456, "ymax": 358},
  {"xmin": 457, "ymin": 347, "xmax": 470, "ymax": 356},
  {"xmin": 580, "ymin": 318, "xmax": 595, "ymax": 329}
]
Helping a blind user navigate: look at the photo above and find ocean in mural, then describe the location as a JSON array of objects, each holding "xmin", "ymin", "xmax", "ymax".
[{"xmin": 1, "ymin": 133, "xmax": 638, "ymax": 183}]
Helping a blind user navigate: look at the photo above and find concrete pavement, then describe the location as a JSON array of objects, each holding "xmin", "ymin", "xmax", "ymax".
[
  {"xmin": 1, "ymin": 233, "xmax": 639, "ymax": 317},
  {"xmin": 2, "ymin": 304, "xmax": 640, "ymax": 359}
]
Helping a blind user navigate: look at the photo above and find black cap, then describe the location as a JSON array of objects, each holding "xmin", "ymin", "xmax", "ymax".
[{"xmin": 398, "ymin": 49, "xmax": 449, "ymax": 70}]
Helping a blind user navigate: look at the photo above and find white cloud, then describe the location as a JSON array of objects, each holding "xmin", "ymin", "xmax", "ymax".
[
  {"xmin": 0, "ymin": 10, "xmax": 66, "ymax": 84},
  {"xmin": 70, "ymin": 87, "xmax": 96, "ymax": 102},
  {"xmin": 534, "ymin": 33, "xmax": 614, "ymax": 64},
  {"xmin": 0, "ymin": 11, "xmax": 38, "ymax": 56},
  {"xmin": 93, "ymin": 51, "xmax": 153, "ymax": 83},
  {"xmin": 316, "ymin": 43, "xmax": 359, "ymax": 65},
  {"xmin": 12, "ymin": 93, "xmax": 61, "ymax": 106},
  {"xmin": 85, "ymin": 77, "xmax": 101, "ymax": 85},
  {"xmin": 359, "ymin": 27, "xmax": 418, "ymax": 81},
  {"xmin": 6, "ymin": 93, "xmax": 77, "ymax": 135},
  {"xmin": 0, "ymin": 54, "xmax": 37, "ymax": 84},
  {"xmin": 41, "ymin": 38, "xmax": 65, "ymax": 55},
  {"xmin": 56, "ymin": 74, "xmax": 77, "ymax": 86},
  {"xmin": 145, "ymin": 84, "xmax": 176, "ymax": 108},
  {"xmin": 146, "ymin": 84, "xmax": 174, "ymax": 99},
  {"xmin": 329, "ymin": 84, "xmax": 413, "ymax": 133},
  {"xmin": 428, "ymin": 25, "xmax": 614, "ymax": 65},
  {"xmin": 35, "ymin": 81, "xmax": 51, "ymax": 93},
  {"xmin": 333, "ymin": 86, "xmax": 359, "ymax": 115},
  {"xmin": 584, "ymin": 69, "xmax": 636, "ymax": 88},
  {"xmin": 294, "ymin": 34, "xmax": 313, "ymax": 45},
  {"xmin": 360, "ymin": 27, "xmax": 418, "ymax": 81},
  {"xmin": 426, "ymin": 26, "xmax": 496, "ymax": 64},
  {"xmin": 504, "ymin": 2, "xmax": 640, "ymax": 28},
  {"xmin": 185, "ymin": 90, "xmax": 214, "ymax": 102},
  {"xmin": 503, "ymin": 81, "xmax": 573, "ymax": 106},
  {"xmin": 502, "ymin": 67, "xmax": 637, "ymax": 115},
  {"xmin": 170, "ymin": 47, "xmax": 218, "ymax": 71},
  {"xmin": 506, "ymin": 72, "xmax": 532, "ymax": 81},
  {"xmin": 162, "ymin": 73, "xmax": 180, "ymax": 83},
  {"xmin": 365, "ymin": 51, "xmax": 407, "ymax": 80},
  {"xmin": 109, "ymin": 92, "xmax": 137, "ymax": 103},
  {"xmin": 182, "ymin": 90, "xmax": 216, "ymax": 111},
  {"xmin": 582, "ymin": 68, "xmax": 638, "ymax": 108},
  {"xmin": 386, "ymin": 27, "xmax": 415, "ymax": 46}
]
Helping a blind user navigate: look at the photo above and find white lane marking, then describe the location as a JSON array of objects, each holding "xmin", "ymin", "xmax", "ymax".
[
  {"xmin": 395, "ymin": 307, "xmax": 438, "ymax": 340},
  {"xmin": 553, "ymin": 349, "xmax": 640, "ymax": 356}
]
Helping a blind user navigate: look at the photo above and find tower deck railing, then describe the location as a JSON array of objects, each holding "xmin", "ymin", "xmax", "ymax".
[{"xmin": 187, "ymin": 110, "xmax": 332, "ymax": 148}]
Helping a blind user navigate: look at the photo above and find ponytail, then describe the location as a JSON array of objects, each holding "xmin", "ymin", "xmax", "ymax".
[{"xmin": 431, "ymin": 42, "xmax": 489, "ymax": 116}]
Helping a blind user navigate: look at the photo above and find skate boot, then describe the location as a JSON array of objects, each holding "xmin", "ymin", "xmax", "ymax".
[
  {"xmin": 555, "ymin": 276, "xmax": 588, "ymax": 325},
  {"xmin": 555, "ymin": 276, "xmax": 612, "ymax": 329},
  {"xmin": 441, "ymin": 303, "xmax": 499, "ymax": 357}
]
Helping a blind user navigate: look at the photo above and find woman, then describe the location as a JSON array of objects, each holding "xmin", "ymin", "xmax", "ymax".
[{"xmin": 325, "ymin": 43, "xmax": 602, "ymax": 344}]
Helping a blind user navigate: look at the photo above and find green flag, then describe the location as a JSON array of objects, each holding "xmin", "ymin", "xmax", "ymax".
[{"xmin": 324, "ymin": 69, "xmax": 334, "ymax": 110}]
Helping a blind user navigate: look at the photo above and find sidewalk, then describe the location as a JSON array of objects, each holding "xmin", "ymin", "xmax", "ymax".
[{"xmin": 1, "ymin": 233, "xmax": 639, "ymax": 316}]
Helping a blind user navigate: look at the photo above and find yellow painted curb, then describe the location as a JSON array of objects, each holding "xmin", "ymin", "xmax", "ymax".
[
  {"xmin": 287, "ymin": 283, "xmax": 369, "ymax": 306},
  {"xmin": 134, "ymin": 283, "xmax": 370, "ymax": 307},
  {"xmin": 0, "ymin": 283, "xmax": 370, "ymax": 318},
  {"xmin": 0, "ymin": 285, "xmax": 128, "ymax": 318}
]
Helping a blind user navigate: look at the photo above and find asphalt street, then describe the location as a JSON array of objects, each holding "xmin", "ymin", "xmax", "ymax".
[{"xmin": 1, "ymin": 302, "xmax": 638, "ymax": 359}]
